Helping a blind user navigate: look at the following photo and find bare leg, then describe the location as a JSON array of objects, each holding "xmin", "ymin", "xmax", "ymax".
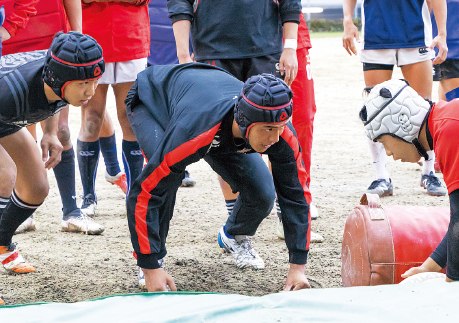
[{"xmin": 363, "ymin": 69, "xmax": 393, "ymax": 193}]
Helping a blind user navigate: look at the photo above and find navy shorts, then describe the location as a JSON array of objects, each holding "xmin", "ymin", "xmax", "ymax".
[
  {"xmin": 363, "ymin": 62, "xmax": 394, "ymax": 72},
  {"xmin": 0, "ymin": 121, "xmax": 21, "ymax": 139},
  {"xmin": 197, "ymin": 53, "xmax": 283, "ymax": 82},
  {"xmin": 433, "ymin": 59, "xmax": 459, "ymax": 81}
]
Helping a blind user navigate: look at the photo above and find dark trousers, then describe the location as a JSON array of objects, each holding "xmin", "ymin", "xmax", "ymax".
[
  {"xmin": 127, "ymin": 103, "xmax": 275, "ymax": 261},
  {"xmin": 204, "ymin": 152, "xmax": 275, "ymax": 236}
]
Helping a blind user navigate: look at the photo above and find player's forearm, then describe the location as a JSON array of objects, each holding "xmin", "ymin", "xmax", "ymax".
[
  {"xmin": 343, "ymin": 0, "xmax": 357, "ymax": 23},
  {"xmin": 431, "ymin": 0, "xmax": 447, "ymax": 36},
  {"xmin": 172, "ymin": 20, "xmax": 192, "ymax": 62},
  {"xmin": 63, "ymin": 0, "xmax": 82, "ymax": 32},
  {"xmin": 42, "ymin": 113, "xmax": 60, "ymax": 136},
  {"xmin": 283, "ymin": 22, "xmax": 298, "ymax": 41}
]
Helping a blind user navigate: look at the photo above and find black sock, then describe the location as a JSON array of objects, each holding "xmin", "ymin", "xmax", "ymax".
[
  {"xmin": 0, "ymin": 195, "xmax": 10, "ymax": 220},
  {"xmin": 225, "ymin": 199, "xmax": 237, "ymax": 216},
  {"xmin": 77, "ymin": 139, "xmax": 100, "ymax": 199},
  {"xmin": 276, "ymin": 199, "xmax": 282, "ymax": 220},
  {"xmin": 122, "ymin": 140, "xmax": 144, "ymax": 193},
  {"xmin": 100, "ymin": 134, "xmax": 121, "ymax": 177},
  {"xmin": 0, "ymin": 191, "xmax": 40, "ymax": 246},
  {"xmin": 53, "ymin": 147, "xmax": 78, "ymax": 217}
]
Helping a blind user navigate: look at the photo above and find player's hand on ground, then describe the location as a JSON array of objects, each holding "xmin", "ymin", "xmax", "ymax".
[
  {"xmin": 282, "ymin": 263, "xmax": 311, "ymax": 292},
  {"xmin": 431, "ymin": 34, "xmax": 448, "ymax": 65},
  {"xmin": 342, "ymin": 21, "xmax": 359, "ymax": 56},
  {"xmin": 401, "ymin": 257, "xmax": 442, "ymax": 279},
  {"xmin": 143, "ymin": 268, "xmax": 177, "ymax": 292},
  {"xmin": 41, "ymin": 134, "xmax": 63, "ymax": 169},
  {"xmin": 279, "ymin": 48, "xmax": 298, "ymax": 86},
  {"xmin": 401, "ymin": 265, "xmax": 432, "ymax": 279}
]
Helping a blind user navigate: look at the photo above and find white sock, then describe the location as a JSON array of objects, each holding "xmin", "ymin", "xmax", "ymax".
[
  {"xmin": 422, "ymin": 151, "xmax": 436, "ymax": 175},
  {"xmin": 367, "ymin": 138, "xmax": 389, "ymax": 180}
]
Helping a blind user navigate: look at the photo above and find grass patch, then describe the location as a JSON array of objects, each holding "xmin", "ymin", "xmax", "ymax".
[{"xmin": 310, "ymin": 32, "xmax": 342, "ymax": 39}]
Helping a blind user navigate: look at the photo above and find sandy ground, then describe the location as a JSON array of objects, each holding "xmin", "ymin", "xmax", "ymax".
[{"xmin": 0, "ymin": 37, "xmax": 450, "ymax": 305}]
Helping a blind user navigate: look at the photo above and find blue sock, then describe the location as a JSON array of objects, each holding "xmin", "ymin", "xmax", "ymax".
[
  {"xmin": 122, "ymin": 140, "xmax": 144, "ymax": 193},
  {"xmin": 100, "ymin": 134, "xmax": 121, "ymax": 176},
  {"xmin": 77, "ymin": 139, "xmax": 100, "ymax": 199},
  {"xmin": 445, "ymin": 87, "xmax": 459, "ymax": 102},
  {"xmin": 53, "ymin": 147, "xmax": 78, "ymax": 216}
]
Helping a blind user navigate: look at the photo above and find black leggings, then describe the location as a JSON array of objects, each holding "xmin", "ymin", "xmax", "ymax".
[{"xmin": 430, "ymin": 189, "xmax": 459, "ymax": 280}]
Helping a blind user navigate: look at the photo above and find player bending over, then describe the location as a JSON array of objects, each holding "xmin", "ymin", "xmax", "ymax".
[
  {"xmin": 126, "ymin": 64, "xmax": 312, "ymax": 292},
  {"xmin": 359, "ymin": 79, "xmax": 459, "ymax": 282},
  {"xmin": 0, "ymin": 32, "xmax": 105, "ymax": 277}
]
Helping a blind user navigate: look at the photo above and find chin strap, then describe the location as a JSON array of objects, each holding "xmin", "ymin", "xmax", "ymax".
[{"xmin": 412, "ymin": 138, "xmax": 429, "ymax": 161}]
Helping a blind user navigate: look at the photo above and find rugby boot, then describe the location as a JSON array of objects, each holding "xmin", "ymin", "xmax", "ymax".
[
  {"xmin": 366, "ymin": 178, "xmax": 393, "ymax": 197},
  {"xmin": 218, "ymin": 225, "xmax": 264, "ymax": 269},
  {"xmin": 61, "ymin": 209, "xmax": 104, "ymax": 235},
  {"xmin": 420, "ymin": 172, "xmax": 447, "ymax": 196},
  {"xmin": 80, "ymin": 193, "xmax": 97, "ymax": 217},
  {"xmin": 14, "ymin": 216, "xmax": 36, "ymax": 234},
  {"xmin": 105, "ymin": 170, "xmax": 128, "ymax": 194},
  {"xmin": 181, "ymin": 169, "xmax": 196, "ymax": 187},
  {"xmin": 0, "ymin": 243, "xmax": 35, "ymax": 273},
  {"xmin": 276, "ymin": 218, "xmax": 324, "ymax": 243}
]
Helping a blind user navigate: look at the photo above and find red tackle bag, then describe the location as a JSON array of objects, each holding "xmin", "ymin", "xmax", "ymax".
[{"xmin": 341, "ymin": 194, "xmax": 449, "ymax": 286}]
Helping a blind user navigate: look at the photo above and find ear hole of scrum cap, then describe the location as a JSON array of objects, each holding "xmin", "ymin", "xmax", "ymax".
[{"xmin": 379, "ymin": 87, "xmax": 392, "ymax": 98}]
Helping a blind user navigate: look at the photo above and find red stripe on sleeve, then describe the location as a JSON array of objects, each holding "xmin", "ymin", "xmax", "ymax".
[
  {"xmin": 135, "ymin": 124, "xmax": 221, "ymax": 254},
  {"xmin": 281, "ymin": 127, "xmax": 312, "ymax": 250}
]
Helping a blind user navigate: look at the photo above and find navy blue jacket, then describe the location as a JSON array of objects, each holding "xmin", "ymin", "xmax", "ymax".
[{"xmin": 125, "ymin": 63, "xmax": 312, "ymax": 269}]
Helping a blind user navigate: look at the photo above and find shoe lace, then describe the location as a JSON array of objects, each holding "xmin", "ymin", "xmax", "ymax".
[
  {"xmin": 426, "ymin": 174, "xmax": 441, "ymax": 186},
  {"xmin": 237, "ymin": 238, "xmax": 258, "ymax": 259},
  {"xmin": 80, "ymin": 194, "xmax": 96, "ymax": 208},
  {"xmin": 368, "ymin": 179, "xmax": 386, "ymax": 190}
]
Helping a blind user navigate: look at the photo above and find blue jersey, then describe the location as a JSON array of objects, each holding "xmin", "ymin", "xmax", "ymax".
[
  {"xmin": 361, "ymin": 0, "xmax": 432, "ymax": 50},
  {"xmin": 432, "ymin": 0, "xmax": 459, "ymax": 59},
  {"xmin": 147, "ymin": 0, "xmax": 179, "ymax": 66}
]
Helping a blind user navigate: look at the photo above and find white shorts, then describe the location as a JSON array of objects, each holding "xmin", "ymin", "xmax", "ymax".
[
  {"xmin": 360, "ymin": 47, "xmax": 435, "ymax": 67},
  {"xmin": 99, "ymin": 58, "xmax": 147, "ymax": 84}
]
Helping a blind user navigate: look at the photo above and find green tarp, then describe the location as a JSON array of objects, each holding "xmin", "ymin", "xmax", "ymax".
[{"xmin": 1, "ymin": 282, "xmax": 458, "ymax": 322}]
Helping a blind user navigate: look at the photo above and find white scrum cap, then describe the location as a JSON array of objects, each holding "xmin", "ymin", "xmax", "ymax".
[{"xmin": 359, "ymin": 79, "xmax": 431, "ymax": 143}]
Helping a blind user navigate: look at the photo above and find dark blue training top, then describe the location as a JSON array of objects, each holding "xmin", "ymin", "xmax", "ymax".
[{"xmin": 167, "ymin": 0, "xmax": 301, "ymax": 60}]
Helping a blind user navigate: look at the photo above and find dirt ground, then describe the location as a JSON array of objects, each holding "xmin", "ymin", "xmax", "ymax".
[{"xmin": 0, "ymin": 37, "xmax": 450, "ymax": 305}]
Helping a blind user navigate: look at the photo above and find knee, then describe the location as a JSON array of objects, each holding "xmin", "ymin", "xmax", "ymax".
[
  {"xmin": 57, "ymin": 125, "xmax": 71, "ymax": 146},
  {"xmin": 29, "ymin": 171, "xmax": 49, "ymax": 203},
  {"xmin": 82, "ymin": 111, "xmax": 104, "ymax": 137},
  {"xmin": 251, "ymin": 187, "xmax": 275, "ymax": 213}
]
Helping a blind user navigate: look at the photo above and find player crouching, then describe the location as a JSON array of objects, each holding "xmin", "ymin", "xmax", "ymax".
[
  {"xmin": 0, "ymin": 32, "xmax": 105, "ymax": 279},
  {"xmin": 360, "ymin": 79, "xmax": 459, "ymax": 282},
  {"xmin": 126, "ymin": 64, "xmax": 312, "ymax": 292}
]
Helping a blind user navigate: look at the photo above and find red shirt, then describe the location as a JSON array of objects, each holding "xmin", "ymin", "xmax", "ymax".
[
  {"xmin": 2, "ymin": 0, "xmax": 70, "ymax": 55},
  {"xmin": 82, "ymin": 1, "xmax": 150, "ymax": 63},
  {"xmin": 428, "ymin": 100, "xmax": 459, "ymax": 194}
]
